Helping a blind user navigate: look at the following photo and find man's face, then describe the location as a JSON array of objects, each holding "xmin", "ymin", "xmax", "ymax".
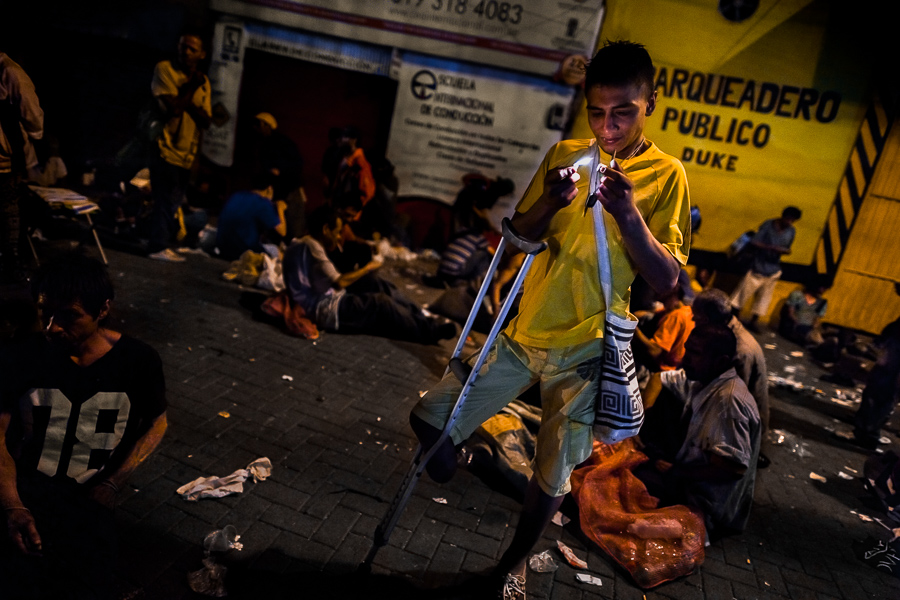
[
  {"xmin": 178, "ymin": 35, "xmax": 205, "ymax": 70},
  {"xmin": 254, "ymin": 119, "xmax": 272, "ymax": 137},
  {"xmin": 585, "ymin": 82, "xmax": 656, "ymax": 156},
  {"xmin": 690, "ymin": 308, "xmax": 709, "ymax": 328},
  {"xmin": 322, "ymin": 218, "xmax": 344, "ymax": 249},
  {"xmin": 37, "ymin": 297, "xmax": 106, "ymax": 352},
  {"xmin": 681, "ymin": 330, "xmax": 717, "ymax": 382}
]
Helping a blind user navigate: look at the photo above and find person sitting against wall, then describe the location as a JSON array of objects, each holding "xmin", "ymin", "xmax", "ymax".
[{"xmin": 778, "ymin": 278, "xmax": 829, "ymax": 347}]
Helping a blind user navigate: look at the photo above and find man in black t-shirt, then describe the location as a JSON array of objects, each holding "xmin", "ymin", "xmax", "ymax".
[{"xmin": 0, "ymin": 255, "xmax": 168, "ymax": 599}]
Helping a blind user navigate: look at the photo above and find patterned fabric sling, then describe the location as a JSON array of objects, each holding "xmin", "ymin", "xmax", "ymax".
[{"xmin": 589, "ymin": 146, "xmax": 645, "ymax": 443}]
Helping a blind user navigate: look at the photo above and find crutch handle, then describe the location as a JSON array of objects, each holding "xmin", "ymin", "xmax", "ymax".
[{"xmin": 501, "ymin": 218, "xmax": 547, "ymax": 256}]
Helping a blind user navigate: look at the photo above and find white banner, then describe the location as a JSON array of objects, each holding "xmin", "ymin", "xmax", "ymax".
[
  {"xmin": 211, "ymin": 0, "xmax": 604, "ymax": 75},
  {"xmin": 387, "ymin": 53, "xmax": 574, "ymax": 211},
  {"xmin": 201, "ymin": 21, "xmax": 248, "ymax": 167},
  {"xmin": 245, "ymin": 23, "xmax": 394, "ymax": 75}
]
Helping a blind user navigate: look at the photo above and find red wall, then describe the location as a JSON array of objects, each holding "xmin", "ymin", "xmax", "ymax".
[{"xmin": 231, "ymin": 49, "xmax": 398, "ymax": 210}]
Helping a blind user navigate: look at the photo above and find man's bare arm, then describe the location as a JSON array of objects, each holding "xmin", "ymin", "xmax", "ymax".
[
  {"xmin": 595, "ymin": 163, "xmax": 680, "ymax": 294},
  {"xmin": 88, "ymin": 413, "xmax": 168, "ymax": 508},
  {"xmin": 157, "ymin": 72, "xmax": 211, "ymax": 129},
  {"xmin": 335, "ymin": 261, "xmax": 382, "ymax": 290},
  {"xmin": 0, "ymin": 412, "xmax": 42, "ymax": 555}
]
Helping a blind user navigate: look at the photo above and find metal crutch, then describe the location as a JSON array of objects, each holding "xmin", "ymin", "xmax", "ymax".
[{"xmin": 360, "ymin": 217, "xmax": 547, "ymax": 571}]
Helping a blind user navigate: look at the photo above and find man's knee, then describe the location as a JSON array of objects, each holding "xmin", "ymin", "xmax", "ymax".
[{"xmin": 410, "ymin": 412, "xmax": 458, "ymax": 483}]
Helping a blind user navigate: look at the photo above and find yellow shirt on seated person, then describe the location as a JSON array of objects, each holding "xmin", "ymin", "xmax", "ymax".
[{"xmin": 506, "ymin": 138, "xmax": 691, "ymax": 349}]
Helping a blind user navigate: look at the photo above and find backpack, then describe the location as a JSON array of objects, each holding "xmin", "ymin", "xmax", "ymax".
[
  {"xmin": 115, "ymin": 97, "xmax": 168, "ymax": 172},
  {"xmin": 727, "ymin": 230, "xmax": 756, "ymax": 273}
]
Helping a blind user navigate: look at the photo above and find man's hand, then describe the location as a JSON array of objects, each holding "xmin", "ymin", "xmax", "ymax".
[
  {"xmin": 186, "ymin": 69, "xmax": 206, "ymax": 92},
  {"xmin": 543, "ymin": 166, "xmax": 581, "ymax": 209},
  {"xmin": 87, "ymin": 483, "xmax": 118, "ymax": 510},
  {"xmin": 6, "ymin": 508, "xmax": 41, "ymax": 556},
  {"xmin": 654, "ymin": 459, "xmax": 673, "ymax": 473},
  {"xmin": 510, "ymin": 167, "xmax": 580, "ymax": 241},
  {"xmin": 595, "ymin": 159, "xmax": 637, "ymax": 221}
]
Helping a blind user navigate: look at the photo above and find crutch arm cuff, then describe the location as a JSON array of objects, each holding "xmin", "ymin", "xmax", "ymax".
[{"xmin": 502, "ymin": 218, "xmax": 547, "ymax": 256}]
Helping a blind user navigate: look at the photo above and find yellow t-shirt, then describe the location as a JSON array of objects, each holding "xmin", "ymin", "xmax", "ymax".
[
  {"xmin": 151, "ymin": 60, "xmax": 211, "ymax": 170},
  {"xmin": 506, "ymin": 139, "xmax": 691, "ymax": 348}
]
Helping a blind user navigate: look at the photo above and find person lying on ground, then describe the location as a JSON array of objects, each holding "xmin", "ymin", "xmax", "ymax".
[{"xmin": 281, "ymin": 205, "xmax": 456, "ymax": 344}]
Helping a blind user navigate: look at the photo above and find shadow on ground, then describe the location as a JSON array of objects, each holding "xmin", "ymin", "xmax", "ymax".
[{"xmin": 224, "ymin": 557, "xmax": 497, "ymax": 600}]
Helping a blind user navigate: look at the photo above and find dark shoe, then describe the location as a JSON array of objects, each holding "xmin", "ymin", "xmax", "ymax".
[
  {"xmin": 757, "ymin": 453, "xmax": 771, "ymax": 469},
  {"xmin": 820, "ymin": 372, "xmax": 856, "ymax": 386},
  {"xmin": 833, "ymin": 430, "xmax": 878, "ymax": 451},
  {"xmin": 432, "ymin": 321, "xmax": 457, "ymax": 343},
  {"xmin": 422, "ymin": 274, "xmax": 449, "ymax": 289},
  {"xmin": 854, "ymin": 536, "xmax": 900, "ymax": 578}
]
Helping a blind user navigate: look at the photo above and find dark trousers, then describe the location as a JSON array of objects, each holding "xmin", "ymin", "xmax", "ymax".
[
  {"xmin": 148, "ymin": 156, "xmax": 189, "ymax": 253},
  {"xmin": 0, "ymin": 477, "xmax": 116, "ymax": 600},
  {"xmin": 854, "ymin": 351, "xmax": 900, "ymax": 445},
  {"xmin": 0, "ymin": 172, "xmax": 22, "ymax": 272},
  {"xmin": 338, "ymin": 279, "xmax": 439, "ymax": 342}
]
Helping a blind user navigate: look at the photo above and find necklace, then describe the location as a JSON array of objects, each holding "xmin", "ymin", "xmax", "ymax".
[{"xmin": 621, "ymin": 136, "xmax": 646, "ymax": 161}]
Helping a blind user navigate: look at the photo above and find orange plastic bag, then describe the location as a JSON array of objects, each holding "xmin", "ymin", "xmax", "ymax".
[{"xmin": 569, "ymin": 438, "xmax": 706, "ymax": 589}]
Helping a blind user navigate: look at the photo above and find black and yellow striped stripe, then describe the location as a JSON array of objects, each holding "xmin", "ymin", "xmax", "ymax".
[{"xmin": 816, "ymin": 90, "xmax": 894, "ymax": 275}]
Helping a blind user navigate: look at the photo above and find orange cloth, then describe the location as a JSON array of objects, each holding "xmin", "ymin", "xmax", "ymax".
[
  {"xmin": 345, "ymin": 148, "xmax": 375, "ymax": 205},
  {"xmin": 651, "ymin": 304, "xmax": 695, "ymax": 370},
  {"xmin": 261, "ymin": 290, "xmax": 319, "ymax": 340},
  {"xmin": 570, "ymin": 438, "xmax": 706, "ymax": 589}
]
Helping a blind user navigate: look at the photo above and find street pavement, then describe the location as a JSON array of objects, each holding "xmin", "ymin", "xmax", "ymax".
[{"xmin": 16, "ymin": 246, "xmax": 900, "ymax": 600}]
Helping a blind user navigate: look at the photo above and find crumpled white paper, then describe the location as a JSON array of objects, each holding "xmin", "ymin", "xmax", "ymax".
[
  {"xmin": 575, "ymin": 573, "xmax": 603, "ymax": 586},
  {"xmin": 177, "ymin": 457, "xmax": 273, "ymax": 501}
]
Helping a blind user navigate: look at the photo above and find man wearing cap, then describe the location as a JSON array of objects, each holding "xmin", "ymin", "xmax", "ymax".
[
  {"xmin": 254, "ymin": 112, "xmax": 307, "ymax": 239},
  {"xmin": 147, "ymin": 32, "xmax": 211, "ymax": 263}
]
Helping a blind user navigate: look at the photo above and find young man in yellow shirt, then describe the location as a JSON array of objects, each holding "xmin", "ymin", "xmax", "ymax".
[
  {"xmin": 410, "ymin": 41, "xmax": 691, "ymax": 599},
  {"xmin": 147, "ymin": 32, "xmax": 212, "ymax": 262}
]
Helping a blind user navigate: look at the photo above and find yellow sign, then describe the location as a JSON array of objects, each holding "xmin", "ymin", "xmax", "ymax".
[{"xmin": 570, "ymin": 0, "xmax": 871, "ymax": 264}]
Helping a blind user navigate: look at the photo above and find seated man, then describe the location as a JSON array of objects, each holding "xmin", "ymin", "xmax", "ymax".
[
  {"xmin": 633, "ymin": 285, "xmax": 694, "ymax": 371},
  {"xmin": 638, "ymin": 323, "xmax": 761, "ymax": 540},
  {"xmin": 215, "ymin": 172, "xmax": 287, "ymax": 260},
  {"xmin": 779, "ymin": 279, "xmax": 829, "ymax": 347},
  {"xmin": 691, "ymin": 288, "xmax": 770, "ymax": 467},
  {"xmin": 424, "ymin": 207, "xmax": 497, "ymax": 289},
  {"xmin": 0, "ymin": 254, "xmax": 168, "ymax": 598},
  {"xmin": 282, "ymin": 205, "xmax": 455, "ymax": 344}
]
